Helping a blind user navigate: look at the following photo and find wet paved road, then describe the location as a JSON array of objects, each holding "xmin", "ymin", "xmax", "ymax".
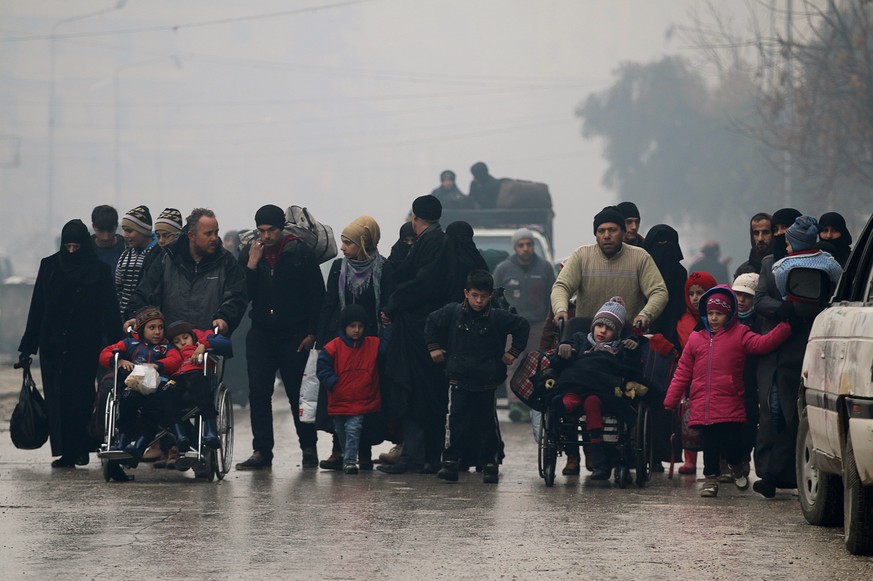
[{"xmin": 1, "ymin": 367, "xmax": 872, "ymax": 579}]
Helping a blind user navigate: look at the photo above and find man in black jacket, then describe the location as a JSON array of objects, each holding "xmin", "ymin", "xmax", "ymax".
[
  {"xmin": 378, "ymin": 195, "xmax": 454, "ymax": 474},
  {"xmin": 126, "ymin": 208, "xmax": 247, "ymax": 335},
  {"xmin": 235, "ymin": 204, "xmax": 326, "ymax": 470}
]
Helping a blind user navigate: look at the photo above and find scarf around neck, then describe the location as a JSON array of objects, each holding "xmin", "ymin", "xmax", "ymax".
[
  {"xmin": 339, "ymin": 251, "xmax": 383, "ymax": 313},
  {"xmin": 585, "ymin": 332, "xmax": 622, "ymax": 355}
]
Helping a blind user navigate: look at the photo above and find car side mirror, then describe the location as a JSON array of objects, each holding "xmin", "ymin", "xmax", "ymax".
[{"xmin": 786, "ymin": 267, "xmax": 828, "ymax": 303}]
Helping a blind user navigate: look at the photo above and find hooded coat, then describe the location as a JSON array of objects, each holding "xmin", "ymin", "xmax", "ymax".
[
  {"xmin": 664, "ymin": 286, "xmax": 791, "ymax": 427},
  {"xmin": 675, "ymin": 271, "xmax": 717, "ymax": 349},
  {"xmin": 818, "ymin": 212, "xmax": 853, "ymax": 266},
  {"xmin": 19, "ymin": 220, "xmax": 123, "ymax": 457}
]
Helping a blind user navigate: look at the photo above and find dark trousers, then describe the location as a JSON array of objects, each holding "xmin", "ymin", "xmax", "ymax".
[
  {"xmin": 165, "ymin": 372, "xmax": 216, "ymax": 421},
  {"xmin": 700, "ymin": 422, "xmax": 744, "ymax": 477},
  {"xmin": 118, "ymin": 390, "xmax": 164, "ymax": 438},
  {"xmin": 442, "ymin": 386, "xmax": 500, "ymax": 466},
  {"xmin": 246, "ymin": 326, "xmax": 316, "ymax": 457}
]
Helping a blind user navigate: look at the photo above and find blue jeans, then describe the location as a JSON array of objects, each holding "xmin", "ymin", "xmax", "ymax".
[{"xmin": 334, "ymin": 415, "xmax": 364, "ymax": 465}]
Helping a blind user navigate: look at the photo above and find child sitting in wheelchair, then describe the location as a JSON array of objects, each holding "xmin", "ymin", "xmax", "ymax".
[
  {"xmin": 98, "ymin": 306, "xmax": 173, "ymax": 463},
  {"xmin": 161, "ymin": 320, "xmax": 232, "ymax": 463},
  {"xmin": 548, "ymin": 296, "xmax": 644, "ymax": 480}
]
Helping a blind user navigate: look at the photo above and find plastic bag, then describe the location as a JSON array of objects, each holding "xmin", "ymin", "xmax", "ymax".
[
  {"xmin": 10, "ymin": 362, "xmax": 49, "ymax": 450},
  {"xmin": 124, "ymin": 364, "xmax": 159, "ymax": 395},
  {"xmin": 299, "ymin": 349, "xmax": 319, "ymax": 423}
]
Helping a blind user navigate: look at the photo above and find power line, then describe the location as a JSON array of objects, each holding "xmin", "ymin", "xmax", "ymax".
[{"xmin": 0, "ymin": 0, "xmax": 381, "ymax": 43}]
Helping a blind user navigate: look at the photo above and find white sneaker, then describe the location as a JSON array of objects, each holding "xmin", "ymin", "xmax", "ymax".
[{"xmin": 729, "ymin": 463, "xmax": 750, "ymax": 490}]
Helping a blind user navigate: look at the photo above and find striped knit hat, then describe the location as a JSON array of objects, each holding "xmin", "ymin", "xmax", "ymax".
[
  {"xmin": 134, "ymin": 305, "xmax": 164, "ymax": 333},
  {"xmin": 122, "ymin": 205, "xmax": 152, "ymax": 236},
  {"xmin": 592, "ymin": 296, "xmax": 626, "ymax": 333},
  {"xmin": 154, "ymin": 208, "xmax": 183, "ymax": 234}
]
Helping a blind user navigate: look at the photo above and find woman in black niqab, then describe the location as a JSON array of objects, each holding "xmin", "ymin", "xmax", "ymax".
[
  {"xmin": 818, "ymin": 212, "xmax": 853, "ymax": 266},
  {"xmin": 642, "ymin": 224, "xmax": 687, "ymax": 345},
  {"xmin": 19, "ymin": 219, "xmax": 122, "ymax": 467},
  {"xmin": 442, "ymin": 221, "xmax": 488, "ymax": 303}
]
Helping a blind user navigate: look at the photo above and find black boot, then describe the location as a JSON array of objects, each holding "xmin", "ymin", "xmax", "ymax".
[
  {"xmin": 203, "ymin": 418, "xmax": 220, "ymax": 449},
  {"xmin": 437, "ymin": 460, "xmax": 459, "ymax": 482},
  {"xmin": 482, "ymin": 463, "xmax": 499, "ymax": 484},
  {"xmin": 113, "ymin": 433, "xmax": 131, "ymax": 451},
  {"xmin": 588, "ymin": 442, "xmax": 610, "ymax": 480},
  {"xmin": 125, "ymin": 436, "xmax": 150, "ymax": 467},
  {"xmin": 171, "ymin": 423, "xmax": 191, "ymax": 452}
]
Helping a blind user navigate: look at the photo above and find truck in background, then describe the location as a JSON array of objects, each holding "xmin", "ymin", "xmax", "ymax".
[{"xmin": 441, "ymin": 179, "xmax": 556, "ymax": 270}]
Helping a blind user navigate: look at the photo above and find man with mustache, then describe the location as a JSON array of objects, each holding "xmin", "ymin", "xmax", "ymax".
[{"xmin": 734, "ymin": 212, "xmax": 773, "ymax": 279}]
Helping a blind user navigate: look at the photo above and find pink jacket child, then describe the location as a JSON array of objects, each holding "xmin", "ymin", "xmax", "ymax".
[{"xmin": 663, "ymin": 285, "xmax": 791, "ymax": 497}]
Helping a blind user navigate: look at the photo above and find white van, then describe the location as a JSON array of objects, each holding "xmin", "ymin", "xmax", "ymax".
[{"xmin": 796, "ymin": 212, "xmax": 873, "ymax": 554}]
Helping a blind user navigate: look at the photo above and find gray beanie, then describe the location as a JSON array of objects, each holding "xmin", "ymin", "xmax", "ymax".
[{"xmin": 512, "ymin": 228, "xmax": 535, "ymax": 246}]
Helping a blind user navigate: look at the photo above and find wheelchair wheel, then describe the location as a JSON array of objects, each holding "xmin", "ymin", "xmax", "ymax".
[
  {"xmin": 635, "ymin": 403, "xmax": 653, "ymax": 487},
  {"xmin": 617, "ymin": 465, "xmax": 632, "ymax": 489},
  {"xmin": 540, "ymin": 409, "xmax": 558, "ymax": 487},
  {"xmin": 214, "ymin": 383, "xmax": 234, "ymax": 480}
]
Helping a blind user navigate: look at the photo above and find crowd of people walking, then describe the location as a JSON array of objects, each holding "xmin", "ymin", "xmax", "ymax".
[{"xmin": 16, "ymin": 166, "xmax": 854, "ymax": 493}]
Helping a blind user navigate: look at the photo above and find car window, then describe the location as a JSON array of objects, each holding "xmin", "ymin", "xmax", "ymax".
[{"xmin": 473, "ymin": 235, "xmax": 546, "ymax": 259}]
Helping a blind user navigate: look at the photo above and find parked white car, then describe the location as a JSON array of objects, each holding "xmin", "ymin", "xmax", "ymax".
[{"xmin": 796, "ymin": 212, "xmax": 873, "ymax": 554}]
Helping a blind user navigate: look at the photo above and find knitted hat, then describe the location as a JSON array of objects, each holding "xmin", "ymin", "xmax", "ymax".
[
  {"xmin": 412, "ymin": 195, "xmax": 442, "ymax": 221},
  {"xmin": 470, "ymin": 161, "xmax": 489, "ymax": 179},
  {"xmin": 512, "ymin": 227, "xmax": 535, "ymax": 246},
  {"xmin": 165, "ymin": 320, "xmax": 195, "ymax": 342},
  {"xmin": 341, "ymin": 216, "xmax": 381, "ymax": 254},
  {"xmin": 593, "ymin": 206, "xmax": 627, "ymax": 234},
  {"xmin": 440, "ymin": 170, "xmax": 456, "ymax": 182},
  {"xmin": 706, "ymin": 295, "xmax": 733, "ymax": 317},
  {"xmin": 771, "ymin": 207, "xmax": 802, "ymax": 229},
  {"xmin": 154, "ymin": 208, "xmax": 183, "ymax": 234},
  {"xmin": 254, "ymin": 204, "xmax": 286, "ymax": 229},
  {"xmin": 684, "ymin": 271, "xmax": 717, "ymax": 313},
  {"xmin": 617, "ymin": 201, "xmax": 640, "ymax": 219},
  {"xmin": 134, "ymin": 306, "xmax": 164, "ymax": 332},
  {"xmin": 786, "ymin": 215, "xmax": 819, "ymax": 252},
  {"xmin": 122, "ymin": 205, "xmax": 152, "ymax": 236},
  {"xmin": 592, "ymin": 296, "xmax": 626, "ymax": 333},
  {"xmin": 732, "ymin": 273, "xmax": 759, "ymax": 296},
  {"xmin": 340, "ymin": 304, "xmax": 369, "ymax": 329}
]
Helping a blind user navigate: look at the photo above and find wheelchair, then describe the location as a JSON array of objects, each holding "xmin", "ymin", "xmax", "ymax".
[
  {"xmin": 97, "ymin": 344, "xmax": 234, "ymax": 482},
  {"xmin": 534, "ymin": 317, "xmax": 654, "ymax": 488}
]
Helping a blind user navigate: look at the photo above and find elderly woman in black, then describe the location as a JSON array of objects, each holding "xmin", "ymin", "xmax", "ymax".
[{"xmin": 19, "ymin": 220, "xmax": 122, "ymax": 467}]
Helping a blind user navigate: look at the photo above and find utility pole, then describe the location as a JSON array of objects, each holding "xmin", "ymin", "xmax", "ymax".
[{"xmin": 784, "ymin": 0, "xmax": 793, "ymax": 208}]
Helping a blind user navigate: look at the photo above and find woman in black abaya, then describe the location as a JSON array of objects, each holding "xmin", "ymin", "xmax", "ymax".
[{"xmin": 19, "ymin": 220, "xmax": 122, "ymax": 467}]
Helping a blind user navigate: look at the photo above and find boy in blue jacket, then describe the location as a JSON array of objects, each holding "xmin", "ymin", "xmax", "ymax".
[{"xmin": 425, "ymin": 270, "xmax": 529, "ymax": 484}]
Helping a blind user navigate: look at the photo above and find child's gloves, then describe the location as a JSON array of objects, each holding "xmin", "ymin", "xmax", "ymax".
[
  {"xmin": 557, "ymin": 344, "xmax": 573, "ymax": 359},
  {"xmin": 647, "ymin": 334, "xmax": 675, "ymax": 356}
]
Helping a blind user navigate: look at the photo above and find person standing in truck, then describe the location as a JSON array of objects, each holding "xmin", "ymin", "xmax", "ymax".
[
  {"xmin": 469, "ymin": 162, "xmax": 502, "ymax": 209},
  {"xmin": 493, "ymin": 228, "xmax": 556, "ymax": 422}
]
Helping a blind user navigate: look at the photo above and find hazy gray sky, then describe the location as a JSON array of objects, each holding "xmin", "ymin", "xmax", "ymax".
[{"xmin": 1, "ymin": 0, "xmax": 728, "ymax": 275}]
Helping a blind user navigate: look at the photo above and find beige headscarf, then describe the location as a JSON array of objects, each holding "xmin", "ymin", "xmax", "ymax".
[{"xmin": 341, "ymin": 216, "xmax": 381, "ymax": 258}]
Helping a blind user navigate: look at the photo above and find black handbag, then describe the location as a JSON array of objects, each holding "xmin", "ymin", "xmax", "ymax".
[{"xmin": 10, "ymin": 359, "xmax": 50, "ymax": 450}]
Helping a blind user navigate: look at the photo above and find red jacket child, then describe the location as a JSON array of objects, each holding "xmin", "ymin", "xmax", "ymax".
[
  {"xmin": 160, "ymin": 325, "xmax": 232, "ymax": 376},
  {"xmin": 316, "ymin": 332, "xmax": 385, "ymax": 416},
  {"xmin": 664, "ymin": 285, "xmax": 791, "ymax": 427}
]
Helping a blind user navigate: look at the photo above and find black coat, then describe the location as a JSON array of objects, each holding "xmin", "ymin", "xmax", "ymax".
[
  {"xmin": 239, "ymin": 236, "xmax": 324, "ymax": 336},
  {"xmin": 19, "ymin": 253, "xmax": 122, "ymax": 456},
  {"xmin": 384, "ymin": 225, "xmax": 449, "ymax": 317}
]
